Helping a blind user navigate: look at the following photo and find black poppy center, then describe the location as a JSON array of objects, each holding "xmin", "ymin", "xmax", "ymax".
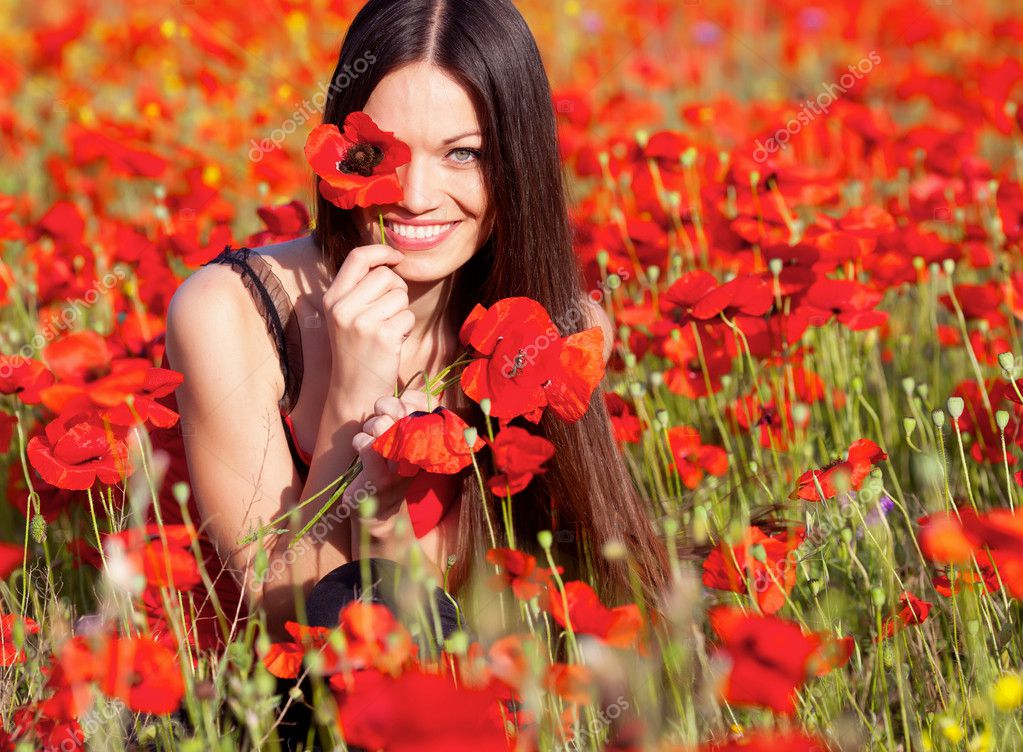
[{"xmin": 337, "ymin": 142, "xmax": 385, "ymax": 177}]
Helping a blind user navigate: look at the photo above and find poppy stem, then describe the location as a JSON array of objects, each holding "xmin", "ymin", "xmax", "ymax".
[{"xmin": 379, "ymin": 210, "xmax": 387, "ymax": 246}]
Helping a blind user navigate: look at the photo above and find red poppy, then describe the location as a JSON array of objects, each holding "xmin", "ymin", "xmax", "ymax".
[
  {"xmin": 919, "ymin": 507, "xmax": 1023, "ymax": 598},
  {"xmin": 373, "ymin": 406, "xmax": 484, "ymax": 476},
  {"xmin": 666, "ymin": 426, "xmax": 729, "ymax": 489},
  {"xmin": 96, "ymin": 635, "xmax": 185, "ymax": 715},
  {"xmin": 263, "ymin": 621, "xmax": 342, "ymax": 679},
  {"xmin": 702, "ymin": 526, "xmax": 806, "ymax": 614},
  {"xmin": 791, "ymin": 438, "xmax": 888, "ymax": 502},
  {"xmin": 330, "ymin": 667, "xmax": 513, "ymax": 752},
  {"xmin": 340, "ymin": 601, "xmax": 417, "ymax": 675},
  {"xmin": 708, "ymin": 605, "xmax": 852, "ymax": 715},
  {"xmin": 0, "ymin": 356, "xmax": 55, "ymax": 404},
  {"xmin": 798, "ymin": 278, "xmax": 888, "ymax": 331},
  {"xmin": 459, "ymin": 297, "xmax": 606, "ymax": 424},
  {"xmin": 1, "ymin": 613, "xmax": 39, "ymax": 665},
  {"xmin": 104, "ymin": 524, "xmax": 202, "ymax": 591},
  {"xmin": 486, "ymin": 548, "xmax": 562, "ymax": 601},
  {"xmin": 880, "ymin": 592, "xmax": 933, "ymax": 639},
  {"xmin": 544, "ymin": 580, "xmax": 644, "ymax": 650},
  {"xmin": 27, "ymin": 410, "xmax": 133, "ymax": 490},
  {"xmin": 605, "ymin": 392, "xmax": 644, "ymax": 445},
  {"xmin": 486, "ymin": 426, "xmax": 556, "ymax": 496},
  {"xmin": 305, "ymin": 111, "xmax": 412, "ymax": 210},
  {"xmin": 0, "ymin": 542, "xmax": 22, "ymax": 579}
]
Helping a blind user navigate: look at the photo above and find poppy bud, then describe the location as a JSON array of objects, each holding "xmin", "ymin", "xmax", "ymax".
[
  {"xmin": 932, "ymin": 410, "xmax": 945, "ymax": 428},
  {"xmin": 998, "ymin": 351, "xmax": 1015, "ymax": 375},
  {"xmin": 947, "ymin": 397, "xmax": 964, "ymax": 421},
  {"xmin": 996, "ymin": 410, "xmax": 1010, "ymax": 430},
  {"xmin": 172, "ymin": 481, "xmax": 190, "ymax": 506},
  {"xmin": 30, "ymin": 513, "xmax": 46, "ymax": 544},
  {"xmin": 901, "ymin": 377, "xmax": 915, "ymax": 395},
  {"xmin": 870, "ymin": 587, "xmax": 886, "ymax": 609},
  {"xmin": 537, "ymin": 530, "xmax": 553, "ymax": 549}
]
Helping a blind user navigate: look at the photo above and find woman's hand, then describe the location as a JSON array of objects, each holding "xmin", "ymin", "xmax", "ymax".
[
  {"xmin": 344, "ymin": 389, "xmax": 433, "ymax": 543},
  {"xmin": 320, "ymin": 243, "xmax": 413, "ymax": 418}
]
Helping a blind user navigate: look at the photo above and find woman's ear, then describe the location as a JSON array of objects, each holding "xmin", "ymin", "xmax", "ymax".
[{"xmin": 579, "ymin": 296, "xmax": 614, "ymax": 365}]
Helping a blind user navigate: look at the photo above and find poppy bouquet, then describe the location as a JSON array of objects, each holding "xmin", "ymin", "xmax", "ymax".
[{"xmin": 241, "ymin": 292, "xmax": 608, "ymax": 547}]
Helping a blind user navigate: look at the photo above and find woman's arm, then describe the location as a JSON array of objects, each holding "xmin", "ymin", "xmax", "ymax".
[{"xmin": 165, "ymin": 264, "xmax": 371, "ymax": 640}]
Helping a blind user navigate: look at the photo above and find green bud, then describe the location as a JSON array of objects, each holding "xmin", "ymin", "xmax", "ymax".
[
  {"xmin": 463, "ymin": 426, "xmax": 478, "ymax": 447},
  {"xmin": 606, "ymin": 273, "xmax": 621, "ymax": 290},
  {"xmin": 444, "ymin": 630, "xmax": 470, "ymax": 655},
  {"xmin": 947, "ymin": 397, "xmax": 964, "ymax": 420},
  {"xmin": 749, "ymin": 543, "xmax": 767, "ymax": 563},
  {"xmin": 840, "ymin": 528, "xmax": 853, "ymax": 544},
  {"xmin": 479, "ymin": 397, "xmax": 491, "ymax": 416},
  {"xmin": 998, "ymin": 351, "xmax": 1015, "ymax": 374},
  {"xmin": 768, "ymin": 258, "xmax": 783, "ymax": 277},
  {"xmin": 932, "ymin": 409, "xmax": 945, "ymax": 428},
  {"xmin": 942, "ymin": 258, "xmax": 956, "ymax": 275},
  {"xmin": 870, "ymin": 587, "xmax": 886, "ymax": 609},
  {"xmin": 172, "ymin": 481, "xmax": 190, "ymax": 506},
  {"xmin": 654, "ymin": 408, "xmax": 669, "ymax": 429},
  {"xmin": 646, "ymin": 265, "xmax": 660, "ymax": 284},
  {"xmin": 903, "ymin": 417, "xmax": 916, "ymax": 437},
  {"xmin": 537, "ymin": 530, "xmax": 553, "ymax": 549},
  {"xmin": 901, "ymin": 377, "xmax": 915, "ymax": 395},
  {"xmin": 30, "ymin": 513, "xmax": 46, "ymax": 544},
  {"xmin": 996, "ymin": 410, "xmax": 1010, "ymax": 430},
  {"xmin": 596, "ymin": 249, "xmax": 610, "ymax": 270}
]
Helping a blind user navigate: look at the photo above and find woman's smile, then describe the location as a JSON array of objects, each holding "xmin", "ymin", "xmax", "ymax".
[{"xmin": 382, "ymin": 218, "xmax": 463, "ymax": 251}]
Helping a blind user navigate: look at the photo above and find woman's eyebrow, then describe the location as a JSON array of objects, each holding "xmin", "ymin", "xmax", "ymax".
[{"xmin": 441, "ymin": 131, "xmax": 482, "ymax": 145}]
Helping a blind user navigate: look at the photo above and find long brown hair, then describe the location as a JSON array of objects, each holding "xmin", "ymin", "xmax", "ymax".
[{"xmin": 311, "ymin": 0, "xmax": 669, "ymax": 616}]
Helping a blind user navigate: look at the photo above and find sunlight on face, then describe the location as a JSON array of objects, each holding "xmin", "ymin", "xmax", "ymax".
[{"xmin": 357, "ymin": 61, "xmax": 492, "ymax": 283}]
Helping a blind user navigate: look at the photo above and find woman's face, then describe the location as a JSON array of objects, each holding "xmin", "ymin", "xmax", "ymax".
[{"xmin": 356, "ymin": 61, "xmax": 491, "ymax": 283}]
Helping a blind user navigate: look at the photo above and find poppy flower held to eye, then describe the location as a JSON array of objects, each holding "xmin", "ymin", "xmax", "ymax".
[{"xmin": 305, "ymin": 111, "xmax": 412, "ymax": 210}]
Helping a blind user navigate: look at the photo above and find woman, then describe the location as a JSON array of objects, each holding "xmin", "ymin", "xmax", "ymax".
[{"xmin": 160, "ymin": 0, "xmax": 669, "ymax": 652}]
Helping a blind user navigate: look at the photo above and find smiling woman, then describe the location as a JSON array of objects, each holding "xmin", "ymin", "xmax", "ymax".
[
  {"xmin": 164, "ymin": 0, "xmax": 668, "ymax": 681},
  {"xmin": 309, "ymin": 0, "xmax": 669, "ymax": 622}
]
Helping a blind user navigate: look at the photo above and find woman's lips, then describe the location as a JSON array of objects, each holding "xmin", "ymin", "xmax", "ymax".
[{"xmin": 384, "ymin": 220, "xmax": 462, "ymax": 251}]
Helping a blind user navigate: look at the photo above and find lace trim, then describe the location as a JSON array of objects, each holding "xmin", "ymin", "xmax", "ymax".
[{"xmin": 201, "ymin": 246, "xmax": 305, "ymax": 415}]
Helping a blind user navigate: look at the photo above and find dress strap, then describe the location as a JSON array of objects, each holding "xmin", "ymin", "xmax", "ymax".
[{"xmin": 202, "ymin": 246, "xmax": 305, "ymax": 415}]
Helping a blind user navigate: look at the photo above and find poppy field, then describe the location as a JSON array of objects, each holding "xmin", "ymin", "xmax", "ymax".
[{"xmin": 4, "ymin": 0, "xmax": 1023, "ymax": 749}]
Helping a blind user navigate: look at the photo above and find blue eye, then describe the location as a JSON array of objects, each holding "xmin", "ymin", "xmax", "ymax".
[{"xmin": 448, "ymin": 147, "xmax": 481, "ymax": 164}]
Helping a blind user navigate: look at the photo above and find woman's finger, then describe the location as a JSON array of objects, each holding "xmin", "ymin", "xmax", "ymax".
[
  {"xmin": 324, "ymin": 244, "xmax": 405, "ymax": 305},
  {"xmin": 363, "ymin": 414, "xmax": 396, "ymax": 438}
]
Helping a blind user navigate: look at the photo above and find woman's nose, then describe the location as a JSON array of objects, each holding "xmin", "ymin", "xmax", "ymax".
[{"xmin": 395, "ymin": 156, "xmax": 441, "ymax": 214}]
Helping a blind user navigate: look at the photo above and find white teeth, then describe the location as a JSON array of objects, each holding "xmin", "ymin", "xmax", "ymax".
[{"xmin": 385, "ymin": 221, "xmax": 455, "ymax": 240}]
